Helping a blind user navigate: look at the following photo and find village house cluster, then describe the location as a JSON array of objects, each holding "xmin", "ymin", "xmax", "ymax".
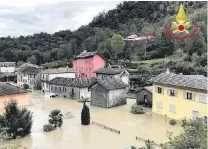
[{"xmin": 0, "ymin": 50, "xmax": 207, "ymax": 121}]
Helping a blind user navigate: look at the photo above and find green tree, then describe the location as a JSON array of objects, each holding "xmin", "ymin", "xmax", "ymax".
[
  {"xmin": 110, "ymin": 34, "xmax": 125, "ymax": 60},
  {"xmin": 48, "ymin": 109, "xmax": 63, "ymax": 127},
  {"xmin": 161, "ymin": 118, "xmax": 207, "ymax": 149},
  {"xmin": 81, "ymin": 102, "xmax": 90, "ymax": 125},
  {"xmin": 27, "ymin": 55, "xmax": 37, "ymax": 64},
  {"xmin": 0, "ymin": 100, "xmax": 33, "ymax": 139}
]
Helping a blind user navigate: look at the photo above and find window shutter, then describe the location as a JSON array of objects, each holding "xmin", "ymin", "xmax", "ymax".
[
  {"xmin": 192, "ymin": 92, "xmax": 195, "ymax": 101},
  {"xmin": 167, "ymin": 88, "xmax": 170, "ymax": 96},
  {"xmin": 162, "ymin": 87, "xmax": 164, "ymax": 94},
  {"xmin": 175, "ymin": 89, "xmax": 178, "ymax": 98},
  {"xmin": 155, "ymin": 86, "xmax": 158, "ymax": 93},
  {"xmin": 183, "ymin": 91, "xmax": 187, "ymax": 99}
]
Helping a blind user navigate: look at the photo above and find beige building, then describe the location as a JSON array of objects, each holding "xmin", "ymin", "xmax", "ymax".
[{"xmin": 16, "ymin": 63, "xmax": 43, "ymax": 89}]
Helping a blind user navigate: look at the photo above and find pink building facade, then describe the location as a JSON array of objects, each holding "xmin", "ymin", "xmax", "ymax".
[{"xmin": 73, "ymin": 51, "xmax": 105, "ymax": 78}]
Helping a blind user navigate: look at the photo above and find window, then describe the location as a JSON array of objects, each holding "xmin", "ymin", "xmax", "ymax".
[
  {"xmin": 86, "ymin": 61, "xmax": 87, "ymax": 63},
  {"xmin": 64, "ymin": 87, "xmax": 66, "ymax": 92},
  {"xmin": 63, "ymin": 87, "xmax": 65, "ymax": 92},
  {"xmin": 157, "ymin": 101, "xmax": 162, "ymax": 109},
  {"xmin": 55, "ymin": 87, "xmax": 57, "ymax": 91},
  {"xmin": 51, "ymin": 86, "xmax": 53, "ymax": 91},
  {"xmin": 169, "ymin": 104, "xmax": 176, "ymax": 113},
  {"xmin": 59, "ymin": 87, "xmax": 61, "ymax": 92},
  {"xmin": 184, "ymin": 91, "xmax": 193, "ymax": 100},
  {"xmin": 199, "ymin": 93, "xmax": 207, "ymax": 104},
  {"xmin": 157, "ymin": 87, "xmax": 163, "ymax": 94},
  {"xmin": 168, "ymin": 88, "xmax": 176, "ymax": 97},
  {"xmin": 89, "ymin": 68, "xmax": 91, "ymax": 71}
]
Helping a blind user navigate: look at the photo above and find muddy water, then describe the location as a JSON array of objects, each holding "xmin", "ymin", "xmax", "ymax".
[{"xmin": 12, "ymin": 91, "xmax": 182, "ymax": 149}]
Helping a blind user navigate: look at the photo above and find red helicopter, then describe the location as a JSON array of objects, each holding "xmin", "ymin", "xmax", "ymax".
[{"xmin": 123, "ymin": 32, "xmax": 154, "ymax": 42}]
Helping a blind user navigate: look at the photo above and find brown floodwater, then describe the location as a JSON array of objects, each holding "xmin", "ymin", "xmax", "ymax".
[{"xmin": 2, "ymin": 91, "xmax": 182, "ymax": 149}]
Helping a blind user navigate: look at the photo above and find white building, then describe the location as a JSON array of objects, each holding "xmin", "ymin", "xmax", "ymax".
[
  {"xmin": 42, "ymin": 67, "xmax": 76, "ymax": 93},
  {"xmin": 16, "ymin": 63, "xmax": 42, "ymax": 89},
  {"xmin": 94, "ymin": 68, "xmax": 129, "ymax": 86},
  {"xmin": 0, "ymin": 62, "xmax": 16, "ymax": 73}
]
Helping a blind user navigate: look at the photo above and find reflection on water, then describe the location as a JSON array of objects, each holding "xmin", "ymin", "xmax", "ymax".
[{"xmin": 7, "ymin": 91, "xmax": 182, "ymax": 149}]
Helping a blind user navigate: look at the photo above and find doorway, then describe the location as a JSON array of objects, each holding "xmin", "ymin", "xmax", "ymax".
[
  {"xmin": 192, "ymin": 110, "xmax": 199, "ymax": 120},
  {"xmin": 144, "ymin": 95, "xmax": 147, "ymax": 103}
]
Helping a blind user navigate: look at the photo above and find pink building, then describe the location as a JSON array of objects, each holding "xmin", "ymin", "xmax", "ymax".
[{"xmin": 73, "ymin": 50, "xmax": 106, "ymax": 78}]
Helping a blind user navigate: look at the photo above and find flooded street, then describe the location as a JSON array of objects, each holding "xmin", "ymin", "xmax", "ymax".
[{"xmin": 16, "ymin": 91, "xmax": 181, "ymax": 149}]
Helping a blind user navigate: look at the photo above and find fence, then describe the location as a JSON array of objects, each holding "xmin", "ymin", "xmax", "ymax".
[
  {"xmin": 91, "ymin": 121, "xmax": 120, "ymax": 134},
  {"xmin": 135, "ymin": 136, "xmax": 161, "ymax": 148}
]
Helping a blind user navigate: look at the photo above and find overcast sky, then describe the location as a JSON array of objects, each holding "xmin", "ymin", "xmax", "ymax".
[{"xmin": 0, "ymin": 0, "xmax": 121, "ymax": 37}]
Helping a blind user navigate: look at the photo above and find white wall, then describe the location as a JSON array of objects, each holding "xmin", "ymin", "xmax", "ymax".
[
  {"xmin": 0, "ymin": 67, "xmax": 15, "ymax": 73},
  {"xmin": 80, "ymin": 88, "xmax": 91, "ymax": 99},
  {"xmin": 49, "ymin": 73, "xmax": 75, "ymax": 80},
  {"xmin": 42, "ymin": 72, "xmax": 75, "ymax": 92}
]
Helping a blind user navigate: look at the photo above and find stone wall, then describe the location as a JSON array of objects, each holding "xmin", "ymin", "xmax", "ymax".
[
  {"xmin": 136, "ymin": 89, "xmax": 152, "ymax": 105},
  {"xmin": 91, "ymin": 84, "xmax": 108, "ymax": 108},
  {"xmin": 50, "ymin": 85, "xmax": 80, "ymax": 99},
  {"xmin": 108, "ymin": 89, "xmax": 126, "ymax": 108}
]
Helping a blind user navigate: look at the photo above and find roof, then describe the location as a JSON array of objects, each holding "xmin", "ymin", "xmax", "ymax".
[
  {"xmin": 129, "ymin": 75, "xmax": 143, "ymax": 80},
  {"xmin": 49, "ymin": 77, "xmax": 96, "ymax": 88},
  {"xmin": 151, "ymin": 73, "xmax": 207, "ymax": 90},
  {"xmin": 22, "ymin": 67, "xmax": 41, "ymax": 75},
  {"xmin": 42, "ymin": 67, "xmax": 76, "ymax": 74},
  {"xmin": 74, "ymin": 50, "xmax": 97, "ymax": 59},
  {"xmin": 16, "ymin": 63, "xmax": 42, "ymax": 72},
  {"xmin": 135, "ymin": 86, "xmax": 152, "ymax": 93},
  {"xmin": 0, "ymin": 62, "xmax": 16, "ymax": 67},
  {"xmin": 94, "ymin": 68, "xmax": 126, "ymax": 75},
  {"xmin": 0, "ymin": 83, "xmax": 28, "ymax": 96},
  {"xmin": 74, "ymin": 50, "xmax": 109, "ymax": 63},
  {"xmin": 93, "ymin": 78, "xmax": 127, "ymax": 91}
]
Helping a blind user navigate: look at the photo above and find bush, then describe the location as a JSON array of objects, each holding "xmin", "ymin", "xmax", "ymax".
[
  {"xmin": 23, "ymin": 84, "xmax": 29, "ymax": 89},
  {"xmin": 181, "ymin": 118, "xmax": 187, "ymax": 127},
  {"xmin": 130, "ymin": 104, "xmax": 145, "ymax": 114},
  {"xmin": 81, "ymin": 102, "xmax": 90, "ymax": 125},
  {"xmin": 162, "ymin": 118, "xmax": 207, "ymax": 149},
  {"xmin": 169, "ymin": 119, "xmax": 177, "ymax": 125},
  {"xmin": 43, "ymin": 124, "xmax": 55, "ymax": 132},
  {"xmin": 48, "ymin": 109, "xmax": 63, "ymax": 127},
  {"xmin": 0, "ymin": 100, "xmax": 33, "ymax": 139}
]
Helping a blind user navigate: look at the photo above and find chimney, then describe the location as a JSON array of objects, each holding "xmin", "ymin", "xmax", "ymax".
[{"xmin": 166, "ymin": 68, "xmax": 170, "ymax": 74}]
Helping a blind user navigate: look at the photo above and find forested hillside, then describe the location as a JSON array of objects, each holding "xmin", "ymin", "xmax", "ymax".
[{"xmin": 0, "ymin": 1, "xmax": 207, "ymax": 76}]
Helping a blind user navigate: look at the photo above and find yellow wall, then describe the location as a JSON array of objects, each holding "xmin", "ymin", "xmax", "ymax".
[
  {"xmin": 0, "ymin": 93, "xmax": 29, "ymax": 113},
  {"xmin": 152, "ymin": 83, "xmax": 207, "ymax": 120}
]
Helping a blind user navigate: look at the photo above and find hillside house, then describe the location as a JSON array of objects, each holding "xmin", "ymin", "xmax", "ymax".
[
  {"xmin": 16, "ymin": 63, "xmax": 43, "ymax": 89},
  {"xmin": 0, "ymin": 62, "xmax": 16, "ymax": 73},
  {"xmin": 49, "ymin": 77, "xmax": 96, "ymax": 99},
  {"xmin": 94, "ymin": 68, "xmax": 129, "ymax": 86},
  {"xmin": 42, "ymin": 67, "xmax": 76, "ymax": 93},
  {"xmin": 135, "ymin": 86, "xmax": 152, "ymax": 106},
  {"xmin": 0, "ymin": 83, "xmax": 28, "ymax": 112},
  {"xmin": 73, "ymin": 50, "xmax": 108, "ymax": 78},
  {"xmin": 151, "ymin": 72, "xmax": 207, "ymax": 120},
  {"xmin": 91, "ymin": 79, "xmax": 127, "ymax": 108}
]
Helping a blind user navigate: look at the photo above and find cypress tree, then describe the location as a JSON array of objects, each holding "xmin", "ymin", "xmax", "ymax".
[{"xmin": 81, "ymin": 102, "xmax": 90, "ymax": 125}]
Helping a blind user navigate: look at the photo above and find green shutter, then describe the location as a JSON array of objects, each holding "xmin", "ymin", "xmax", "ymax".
[{"xmin": 183, "ymin": 91, "xmax": 187, "ymax": 99}]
